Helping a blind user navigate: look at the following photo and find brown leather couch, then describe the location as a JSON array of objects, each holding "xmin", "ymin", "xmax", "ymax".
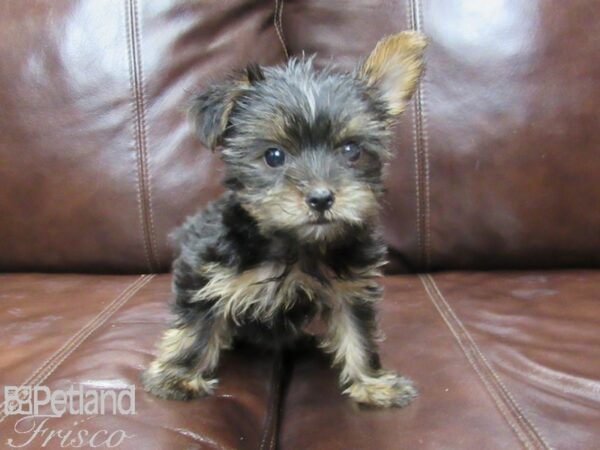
[{"xmin": 1, "ymin": 1, "xmax": 599, "ymax": 449}]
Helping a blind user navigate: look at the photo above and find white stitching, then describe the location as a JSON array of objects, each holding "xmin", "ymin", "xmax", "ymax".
[
  {"xmin": 407, "ymin": 0, "xmax": 422, "ymax": 267},
  {"xmin": 407, "ymin": 0, "xmax": 431, "ymax": 270},
  {"xmin": 130, "ymin": 0, "xmax": 160, "ymax": 270},
  {"xmin": 26, "ymin": 276, "xmax": 154, "ymax": 387},
  {"xmin": 0, "ymin": 275, "xmax": 152, "ymax": 420},
  {"xmin": 425, "ymin": 275, "xmax": 553, "ymax": 449},
  {"xmin": 125, "ymin": 0, "xmax": 153, "ymax": 272},
  {"xmin": 0, "ymin": 275, "xmax": 153, "ymax": 423},
  {"xmin": 274, "ymin": 0, "xmax": 289, "ymax": 60},
  {"xmin": 413, "ymin": 0, "xmax": 431, "ymax": 269},
  {"xmin": 125, "ymin": 0, "xmax": 158, "ymax": 272},
  {"xmin": 419, "ymin": 275, "xmax": 534, "ymax": 449}
]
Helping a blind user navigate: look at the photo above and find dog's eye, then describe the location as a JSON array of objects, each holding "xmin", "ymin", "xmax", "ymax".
[
  {"xmin": 340, "ymin": 143, "xmax": 362, "ymax": 163},
  {"xmin": 264, "ymin": 147, "xmax": 286, "ymax": 167}
]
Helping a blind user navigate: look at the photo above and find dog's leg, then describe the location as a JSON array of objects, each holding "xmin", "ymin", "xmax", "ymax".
[
  {"xmin": 321, "ymin": 298, "xmax": 417, "ymax": 407},
  {"xmin": 142, "ymin": 307, "xmax": 230, "ymax": 400}
]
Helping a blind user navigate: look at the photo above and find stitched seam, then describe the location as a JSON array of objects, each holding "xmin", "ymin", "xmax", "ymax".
[
  {"xmin": 259, "ymin": 351, "xmax": 283, "ymax": 450},
  {"xmin": 125, "ymin": 0, "xmax": 152, "ymax": 272},
  {"xmin": 407, "ymin": 0, "xmax": 431, "ymax": 270},
  {"xmin": 0, "ymin": 276, "xmax": 152, "ymax": 421},
  {"xmin": 425, "ymin": 275, "xmax": 553, "ymax": 450},
  {"xmin": 274, "ymin": 0, "xmax": 289, "ymax": 59},
  {"xmin": 126, "ymin": 0, "xmax": 159, "ymax": 272},
  {"xmin": 258, "ymin": 359, "xmax": 275, "ymax": 450},
  {"xmin": 0, "ymin": 275, "xmax": 153, "ymax": 423},
  {"xmin": 130, "ymin": 0, "xmax": 160, "ymax": 270},
  {"xmin": 420, "ymin": 275, "xmax": 551, "ymax": 449},
  {"xmin": 407, "ymin": 0, "xmax": 422, "ymax": 268},
  {"xmin": 423, "ymin": 274, "xmax": 549, "ymax": 449},
  {"xmin": 259, "ymin": 353, "xmax": 278, "ymax": 450},
  {"xmin": 25, "ymin": 275, "xmax": 155, "ymax": 387},
  {"xmin": 268, "ymin": 355, "xmax": 282, "ymax": 450},
  {"xmin": 0, "ymin": 275, "xmax": 147, "ymax": 409},
  {"xmin": 416, "ymin": 0, "xmax": 431, "ymax": 270},
  {"xmin": 418, "ymin": 275, "xmax": 533, "ymax": 449},
  {"xmin": 258, "ymin": 357, "xmax": 275, "ymax": 450}
]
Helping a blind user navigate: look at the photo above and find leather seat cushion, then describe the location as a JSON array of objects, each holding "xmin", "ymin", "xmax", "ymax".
[
  {"xmin": 0, "ymin": 274, "xmax": 282, "ymax": 449},
  {"xmin": 1, "ymin": 271, "xmax": 599, "ymax": 449},
  {"xmin": 279, "ymin": 271, "xmax": 600, "ymax": 450}
]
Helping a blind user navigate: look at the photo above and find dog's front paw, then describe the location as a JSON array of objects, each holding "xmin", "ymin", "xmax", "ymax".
[
  {"xmin": 345, "ymin": 372, "xmax": 417, "ymax": 408},
  {"xmin": 142, "ymin": 361, "xmax": 218, "ymax": 401}
]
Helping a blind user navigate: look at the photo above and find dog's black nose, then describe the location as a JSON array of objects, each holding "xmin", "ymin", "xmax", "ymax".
[{"xmin": 306, "ymin": 188, "xmax": 335, "ymax": 212}]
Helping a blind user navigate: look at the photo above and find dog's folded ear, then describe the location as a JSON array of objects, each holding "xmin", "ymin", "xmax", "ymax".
[
  {"xmin": 189, "ymin": 64, "xmax": 264, "ymax": 150},
  {"xmin": 359, "ymin": 31, "xmax": 427, "ymax": 115},
  {"xmin": 188, "ymin": 82, "xmax": 241, "ymax": 150}
]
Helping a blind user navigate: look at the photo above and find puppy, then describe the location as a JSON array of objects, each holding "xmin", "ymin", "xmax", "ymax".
[{"xmin": 143, "ymin": 32, "xmax": 426, "ymax": 408}]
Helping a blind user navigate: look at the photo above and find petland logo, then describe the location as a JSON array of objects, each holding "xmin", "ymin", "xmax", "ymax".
[
  {"xmin": 3, "ymin": 384, "xmax": 136, "ymax": 448},
  {"xmin": 4, "ymin": 385, "xmax": 136, "ymax": 418}
]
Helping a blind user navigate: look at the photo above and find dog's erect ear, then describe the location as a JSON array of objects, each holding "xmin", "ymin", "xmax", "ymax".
[
  {"xmin": 359, "ymin": 31, "xmax": 427, "ymax": 115},
  {"xmin": 189, "ymin": 64, "xmax": 264, "ymax": 150}
]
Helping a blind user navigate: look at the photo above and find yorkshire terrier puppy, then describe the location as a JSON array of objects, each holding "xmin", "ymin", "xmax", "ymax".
[{"xmin": 143, "ymin": 32, "xmax": 426, "ymax": 408}]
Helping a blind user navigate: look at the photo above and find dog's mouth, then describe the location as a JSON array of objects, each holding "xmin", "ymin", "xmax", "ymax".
[{"xmin": 306, "ymin": 216, "xmax": 334, "ymax": 226}]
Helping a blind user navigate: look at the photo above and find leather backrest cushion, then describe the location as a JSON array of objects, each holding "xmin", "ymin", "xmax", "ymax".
[
  {"xmin": 282, "ymin": 0, "xmax": 600, "ymax": 271},
  {"xmin": 0, "ymin": 0, "xmax": 285, "ymax": 272},
  {"xmin": 2, "ymin": 0, "xmax": 599, "ymax": 273}
]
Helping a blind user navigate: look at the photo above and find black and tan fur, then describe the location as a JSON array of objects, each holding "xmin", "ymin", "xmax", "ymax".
[{"xmin": 142, "ymin": 32, "xmax": 427, "ymax": 407}]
